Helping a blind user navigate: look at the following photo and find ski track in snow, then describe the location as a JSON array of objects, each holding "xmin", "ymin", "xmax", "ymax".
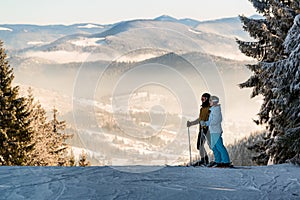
[{"xmin": 0, "ymin": 164, "xmax": 299, "ymax": 200}]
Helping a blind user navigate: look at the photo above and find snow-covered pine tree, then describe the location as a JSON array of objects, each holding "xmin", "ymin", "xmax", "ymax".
[
  {"xmin": 261, "ymin": 14, "xmax": 300, "ymax": 164},
  {"xmin": 227, "ymin": 131, "xmax": 267, "ymax": 166},
  {"xmin": 25, "ymin": 88, "xmax": 52, "ymax": 165},
  {"xmin": 0, "ymin": 41, "xmax": 34, "ymax": 165},
  {"xmin": 237, "ymin": 0, "xmax": 300, "ymax": 164},
  {"xmin": 25, "ymin": 89, "xmax": 73, "ymax": 166},
  {"xmin": 50, "ymin": 107, "xmax": 72, "ymax": 166}
]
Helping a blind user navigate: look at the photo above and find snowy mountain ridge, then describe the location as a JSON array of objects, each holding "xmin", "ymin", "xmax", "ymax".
[{"xmin": 1, "ymin": 15, "xmax": 253, "ymax": 63}]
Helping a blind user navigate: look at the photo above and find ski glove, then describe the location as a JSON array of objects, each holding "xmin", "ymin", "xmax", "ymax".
[
  {"xmin": 200, "ymin": 120, "xmax": 205, "ymax": 126},
  {"xmin": 187, "ymin": 121, "xmax": 191, "ymax": 127}
]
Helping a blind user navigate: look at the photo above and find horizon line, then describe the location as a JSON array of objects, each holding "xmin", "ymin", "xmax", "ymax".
[{"xmin": 0, "ymin": 13, "xmax": 259, "ymax": 26}]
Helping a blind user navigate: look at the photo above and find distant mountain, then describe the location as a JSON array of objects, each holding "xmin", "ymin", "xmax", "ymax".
[
  {"xmin": 0, "ymin": 23, "xmax": 111, "ymax": 50},
  {"xmin": 155, "ymin": 15, "xmax": 200, "ymax": 27},
  {"xmin": 195, "ymin": 17, "xmax": 251, "ymax": 40},
  {"xmin": 8, "ymin": 16, "xmax": 251, "ymax": 64},
  {"xmin": 0, "ymin": 15, "xmax": 249, "ymax": 55},
  {"xmin": 154, "ymin": 15, "xmax": 178, "ymax": 22},
  {"xmin": 179, "ymin": 18, "xmax": 201, "ymax": 28}
]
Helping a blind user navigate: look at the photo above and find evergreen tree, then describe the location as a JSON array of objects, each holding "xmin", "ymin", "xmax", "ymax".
[
  {"xmin": 25, "ymin": 90, "xmax": 73, "ymax": 166},
  {"xmin": 25, "ymin": 88, "xmax": 52, "ymax": 165},
  {"xmin": 0, "ymin": 41, "xmax": 34, "ymax": 165},
  {"xmin": 228, "ymin": 131, "xmax": 268, "ymax": 166},
  {"xmin": 260, "ymin": 14, "xmax": 300, "ymax": 164},
  {"xmin": 50, "ymin": 107, "xmax": 72, "ymax": 166},
  {"xmin": 78, "ymin": 150, "xmax": 90, "ymax": 167},
  {"xmin": 69, "ymin": 150, "xmax": 76, "ymax": 166},
  {"xmin": 237, "ymin": 1, "xmax": 300, "ymax": 164}
]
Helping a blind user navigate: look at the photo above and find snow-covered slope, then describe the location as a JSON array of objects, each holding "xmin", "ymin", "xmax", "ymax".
[{"xmin": 1, "ymin": 164, "xmax": 299, "ymax": 199}]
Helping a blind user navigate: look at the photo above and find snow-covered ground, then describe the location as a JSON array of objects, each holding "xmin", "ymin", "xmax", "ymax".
[{"xmin": 0, "ymin": 164, "xmax": 299, "ymax": 199}]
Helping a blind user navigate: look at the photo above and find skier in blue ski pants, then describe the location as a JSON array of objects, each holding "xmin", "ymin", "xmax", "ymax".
[{"xmin": 206, "ymin": 96, "xmax": 230, "ymax": 167}]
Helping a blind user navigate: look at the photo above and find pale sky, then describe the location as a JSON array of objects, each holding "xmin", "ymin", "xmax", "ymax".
[{"xmin": 0, "ymin": 0, "xmax": 257, "ymax": 25}]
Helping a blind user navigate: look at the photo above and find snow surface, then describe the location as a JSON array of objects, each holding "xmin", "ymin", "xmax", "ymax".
[
  {"xmin": 70, "ymin": 37, "xmax": 105, "ymax": 47},
  {"xmin": 77, "ymin": 24, "xmax": 104, "ymax": 29},
  {"xmin": 0, "ymin": 27, "xmax": 13, "ymax": 31},
  {"xmin": 27, "ymin": 41, "xmax": 48, "ymax": 46},
  {"xmin": 0, "ymin": 164, "xmax": 299, "ymax": 199},
  {"xmin": 188, "ymin": 28, "xmax": 202, "ymax": 35}
]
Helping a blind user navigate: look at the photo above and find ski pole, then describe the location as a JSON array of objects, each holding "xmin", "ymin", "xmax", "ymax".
[{"xmin": 187, "ymin": 126, "xmax": 192, "ymax": 166}]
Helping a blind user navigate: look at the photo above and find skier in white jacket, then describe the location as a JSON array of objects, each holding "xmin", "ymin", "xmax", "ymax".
[{"xmin": 206, "ymin": 96, "xmax": 231, "ymax": 167}]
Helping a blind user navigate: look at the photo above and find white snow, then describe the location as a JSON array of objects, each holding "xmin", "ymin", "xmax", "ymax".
[
  {"xmin": 0, "ymin": 27, "xmax": 13, "ymax": 31},
  {"xmin": 27, "ymin": 41, "xmax": 47, "ymax": 45},
  {"xmin": 0, "ymin": 164, "xmax": 299, "ymax": 199},
  {"xmin": 77, "ymin": 24, "xmax": 104, "ymax": 29},
  {"xmin": 74, "ymin": 128, "xmax": 178, "ymax": 165},
  {"xmin": 295, "ymin": 14, "xmax": 300, "ymax": 24},
  {"xmin": 188, "ymin": 28, "xmax": 202, "ymax": 35},
  {"xmin": 70, "ymin": 37, "xmax": 105, "ymax": 47}
]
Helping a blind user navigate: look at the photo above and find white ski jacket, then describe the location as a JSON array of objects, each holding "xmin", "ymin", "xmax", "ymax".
[{"xmin": 206, "ymin": 104, "xmax": 223, "ymax": 133}]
